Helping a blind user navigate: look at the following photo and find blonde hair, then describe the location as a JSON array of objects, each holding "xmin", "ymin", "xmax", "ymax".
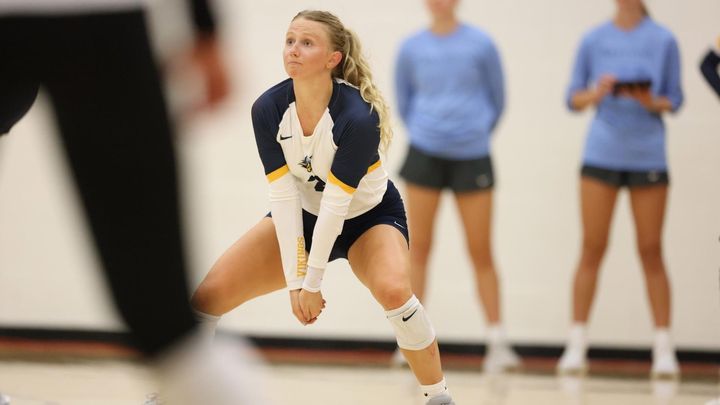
[{"xmin": 293, "ymin": 10, "xmax": 392, "ymax": 153}]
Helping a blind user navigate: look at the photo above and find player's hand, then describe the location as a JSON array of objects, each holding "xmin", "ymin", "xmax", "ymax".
[
  {"xmin": 298, "ymin": 289, "xmax": 326, "ymax": 324},
  {"xmin": 627, "ymin": 86, "xmax": 655, "ymax": 111},
  {"xmin": 190, "ymin": 35, "xmax": 230, "ymax": 109},
  {"xmin": 289, "ymin": 289, "xmax": 310, "ymax": 325},
  {"xmin": 593, "ymin": 74, "xmax": 616, "ymax": 104}
]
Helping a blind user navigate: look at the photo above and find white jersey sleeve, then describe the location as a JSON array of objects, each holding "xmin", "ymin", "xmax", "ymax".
[{"xmin": 252, "ymin": 88, "xmax": 306, "ymax": 290}]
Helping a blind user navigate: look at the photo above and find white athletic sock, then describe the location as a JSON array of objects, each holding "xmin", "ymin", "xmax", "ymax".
[
  {"xmin": 193, "ymin": 309, "xmax": 220, "ymax": 344},
  {"xmin": 568, "ymin": 323, "xmax": 587, "ymax": 348},
  {"xmin": 487, "ymin": 324, "xmax": 506, "ymax": 346},
  {"xmin": 654, "ymin": 328, "xmax": 673, "ymax": 353},
  {"xmin": 421, "ymin": 378, "xmax": 448, "ymax": 399}
]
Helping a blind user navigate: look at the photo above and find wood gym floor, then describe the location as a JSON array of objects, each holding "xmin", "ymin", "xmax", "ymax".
[{"xmin": 0, "ymin": 338, "xmax": 717, "ymax": 404}]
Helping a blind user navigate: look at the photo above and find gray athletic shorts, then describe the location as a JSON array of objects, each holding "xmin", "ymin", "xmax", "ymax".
[
  {"xmin": 399, "ymin": 145, "xmax": 494, "ymax": 192},
  {"xmin": 581, "ymin": 165, "xmax": 669, "ymax": 187}
]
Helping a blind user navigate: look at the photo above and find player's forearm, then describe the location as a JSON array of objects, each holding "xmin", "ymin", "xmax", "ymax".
[
  {"xmin": 302, "ymin": 182, "xmax": 353, "ymax": 292},
  {"xmin": 570, "ymin": 89, "xmax": 600, "ymax": 111},
  {"xmin": 268, "ymin": 174, "xmax": 306, "ymax": 290}
]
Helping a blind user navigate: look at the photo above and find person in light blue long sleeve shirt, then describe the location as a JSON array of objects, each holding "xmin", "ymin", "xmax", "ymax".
[
  {"xmin": 566, "ymin": 14, "xmax": 683, "ymax": 171},
  {"xmin": 392, "ymin": 0, "xmax": 519, "ymax": 374},
  {"xmin": 395, "ymin": 22, "xmax": 504, "ymax": 160},
  {"xmin": 558, "ymin": 0, "xmax": 683, "ymax": 380}
]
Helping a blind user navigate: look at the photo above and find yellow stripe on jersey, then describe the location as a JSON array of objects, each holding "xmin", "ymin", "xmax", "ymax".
[
  {"xmin": 267, "ymin": 165, "xmax": 289, "ymax": 183},
  {"xmin": 367, "ymin": 160, "xmax": 381, "ymax": 174},
  {"xmin": 296, "ymin": 236, "xmax": 307, "ymax": 277},
  {"xmin": 328, "ymin": 172, "xmax": 356, "ymax": 194}
]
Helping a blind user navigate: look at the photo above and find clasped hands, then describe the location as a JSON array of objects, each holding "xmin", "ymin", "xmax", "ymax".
[
  {"xmin": 290, "ymin": 288, "xmax": 326, "ymax": 325},
  {"xmin": 594, "ymin": 74, "xmax": 664, "ymax": 112}
]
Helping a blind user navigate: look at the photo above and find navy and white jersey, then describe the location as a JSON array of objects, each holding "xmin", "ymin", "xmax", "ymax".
[{"xmin": 252, "ymin": 78, "xmax": 388, "ymax": 290}]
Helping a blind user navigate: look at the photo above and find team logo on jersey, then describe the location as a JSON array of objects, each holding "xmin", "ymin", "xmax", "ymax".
[
  {"xmin": 296, "ymin": 236, "xmax": 307, "ymax": 277},
  {"xmin": 299, "ymin": 155, "xmax": 326, "ymax": 192},
  {"xmin": 299, "ymin": 156, "xmax": 313, "ymax": 173}
]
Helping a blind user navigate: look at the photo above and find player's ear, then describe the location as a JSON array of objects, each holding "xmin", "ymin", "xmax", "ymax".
[{"xmin": 327, "ymin": 51, "xmax": 342, "ymax": 70}]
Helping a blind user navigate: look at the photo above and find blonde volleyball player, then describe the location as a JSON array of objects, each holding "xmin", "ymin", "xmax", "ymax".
[{"xmin": 190, "ymin": 10, "xmax": 455, "ymax": 405}]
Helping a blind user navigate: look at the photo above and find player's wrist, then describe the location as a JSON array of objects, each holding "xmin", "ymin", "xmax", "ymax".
[
  {"xmin": 301, "ymin": 266, "xmax": 325, "ymax": 292},
  {"xmin": 286, "ymin": 278, "xmax": 304, "ymax": 291}
]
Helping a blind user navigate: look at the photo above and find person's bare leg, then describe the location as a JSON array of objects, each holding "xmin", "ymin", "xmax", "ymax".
[
  {"xmin": 629, "ymin": 185, "xmax": 670, "ymax": 327},
  {"xmin": 191, "ymin": 217, "xmax": 287, "ymax": 316},
  {"xmin": 558, "ymin": 177, "xmax": 618, "ymax": 373},
  {"xmin": 349, "ymin": 225, "xmax": 444, "ymax": 386},
  {"xmin": 629, "ymin": 185, "xmax": 677, "ymax": 377},
  {"xmin": 572, "ymin": 178, "xmax": 619, "ymax": 323},
  {"xmin": 454, "ymin": 189, "xmax": 519, "ymax": 371},
  {"xmin": 405, "ymin": 183, "xmax": 442, "ymax": 303},
  {"xmin": 453, "ymin": 190, "xmax": 499, "ymax": 323}
]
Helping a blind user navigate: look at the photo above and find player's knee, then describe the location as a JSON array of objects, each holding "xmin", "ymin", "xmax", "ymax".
[
  {"xmin": 191, "ymin": 278, "xmax": 226, "ymax": 316},
  {"xmin": 637, "ymin": 240, "xmax": 662, "ymax": 265},
  {"xmin": 580, "ymin": 239, "xmax": 607, "ymax": 267},
  {"xmin": 374, "ymin": 282, "xmax": 413, "ymax": 310},
  {"xmin": 385, "ymin": 295, "xmax": 436, "ymax": 351},
  {"xmin": 468, "ymin": 252, "xmax": 493, "ymax": 272}
]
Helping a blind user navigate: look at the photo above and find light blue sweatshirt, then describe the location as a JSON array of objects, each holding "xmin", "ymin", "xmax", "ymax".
[
  {"xmin": 567, "ymin": 17, "xmax": 683, "ymax": 171},
  {"xmin": 395, "ymin": 23, "xmax": 504, "ymax": 160}
]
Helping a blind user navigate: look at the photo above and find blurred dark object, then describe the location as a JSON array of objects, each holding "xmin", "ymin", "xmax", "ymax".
[
  {"xmin": 0, "ymin": 81, "xmax": 38, "ymax": 135},
  {"xmin": 190, "ymin": 34, "xmax": 230, "ymax": 111},
  {"xmin": 187, "ymin": 0, "xmax": 230, "ymax": 111},
  {"xmin": 700, "ymin": 49, "xmax": 720, "ymax": 98},
  {"xmin": 612, "ymin": 80, "xmax": 652, "ymax": 96}
]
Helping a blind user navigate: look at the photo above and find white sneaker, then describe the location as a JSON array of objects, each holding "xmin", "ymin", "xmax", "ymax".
[
  {"xmin": 155, "ymin": 334, "xmax": 272, "ymax": 405},
  {"xmin": 651, "ymin": 379, "xmax": 678, "ymax": 405},
  {"xmin": 558, "ymin": 374, "xmax": 584, "ymax": 396},
  {"xmin": 483, "ymin": 343, "xmax": 521, "ymax": 373},
  {"xmin": 390, "ymin": 347, "xmax": 408, "ymax": 367},
  {"xmin": 143, "ymin": 392, "xmax": 162, "ymax": 405},
  {"xmin": 0, "ymin": 393, "xmax": 9, "ymax": 405},
  {"xmin": 425, "ymin": 392, "xmax": 455, "ymax": 405},
  {"xmin": 651, "ymin": 350, "xmax": 679, "ymax": 379},
  {"xmin": 557, "ymin": 344, "xmax": 587, "ymax": 375}
]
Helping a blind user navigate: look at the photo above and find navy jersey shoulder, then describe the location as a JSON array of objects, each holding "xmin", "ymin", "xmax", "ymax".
[
  {"xmin": 252, "ymin": 79, "xmax": 294, "ymax": 176},
  {"xmin": 326, "ymin": 80, "xmax": 382, "ymax": 189},
  {"xmin": 327, "ymin": 81, "xmax": 380, "ymax": 146},
  {"xmin": 251, "ymin": 78, "xmax": 293, "ymax": 128}
]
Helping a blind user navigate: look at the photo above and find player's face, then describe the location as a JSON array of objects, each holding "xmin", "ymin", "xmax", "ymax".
[
  {"xmin": 425, "ymin": 0, "xmax": 458, "ymax": 19},
  {"xmin": 615, "ymin": 0, "xmax": 644, "ymax": 13},
  {"xmin": 284, "ymin": 18, "xmax": 340, "ymax": 80}
]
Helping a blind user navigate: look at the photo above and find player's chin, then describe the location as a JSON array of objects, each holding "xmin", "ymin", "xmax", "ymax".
[{"xmin": 285, "ymin": 65, "xmax": 303, "ymax": 77}]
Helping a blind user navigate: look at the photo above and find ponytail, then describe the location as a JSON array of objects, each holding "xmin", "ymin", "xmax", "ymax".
[{"xmin": 337, "ymin": 28, "xmax": 392, "ymax": 153}]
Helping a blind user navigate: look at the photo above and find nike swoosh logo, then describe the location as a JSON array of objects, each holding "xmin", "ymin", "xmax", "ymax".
[
  {"xmin": 279, "ymin": 134, "xmax": 292, "ymax": 140},
  {"xmin": 402, "ymin": 309, "xmax": 418, "ymax": 322},
  {"xmin": 393, "ymin": 221, "xmax": 406, "ymax": 230}
]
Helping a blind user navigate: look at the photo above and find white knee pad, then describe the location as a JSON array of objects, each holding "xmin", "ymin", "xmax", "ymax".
[{"xmin": 386, "ymin": 295, "xmax": 436, "ymax": 351}]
